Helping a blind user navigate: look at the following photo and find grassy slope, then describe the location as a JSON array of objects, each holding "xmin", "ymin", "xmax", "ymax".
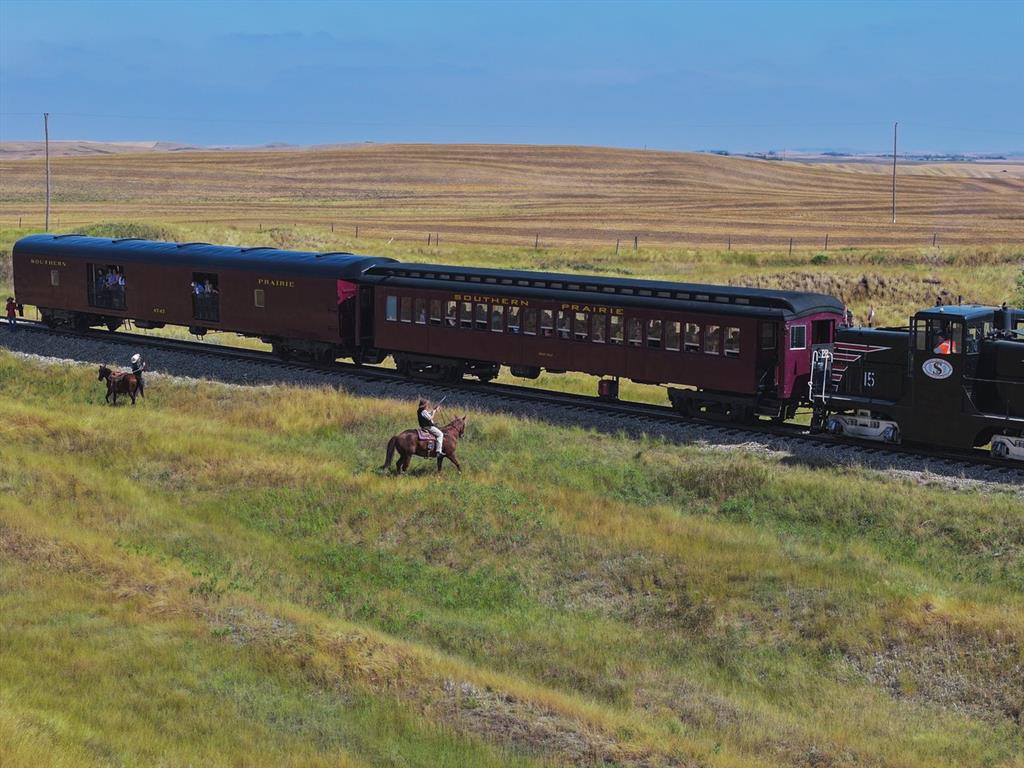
[{"xmin": 1, "ymin": 352, "xmax": 1022, "ymax": 767}]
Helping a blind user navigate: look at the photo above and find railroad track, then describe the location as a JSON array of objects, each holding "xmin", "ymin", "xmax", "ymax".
[{"xmin": 5, "ymin": 319, "xmax": 1023, "ymax": 486}]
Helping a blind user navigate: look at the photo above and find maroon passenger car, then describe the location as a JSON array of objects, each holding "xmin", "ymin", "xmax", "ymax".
[
  {"xmin": 368, "ymin": 263, "xmax": 843, "ymax": 419},
  {"xmin": 12, "ymin": 235, "xmax": 393, "ymax": 361}
]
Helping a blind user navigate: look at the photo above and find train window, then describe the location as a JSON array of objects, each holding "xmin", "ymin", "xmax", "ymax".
[
  {"xmin": 429, "ymin": 299, "xmax": 442, "ymax": 326},
  {"xmin": 638, "ymin": 289, "xmax": 652, "ymax": 297},
  {"xmin": 760, "ymin": 323, "xmax": 777, "ymax": 350},
  {"xmin": 926, "ymin": 318, "xmax": 962, "ymax": 355},
  {"xmin": 491, "ymin": 305, "xmax": 504, "ymax": 332},
  {"xmin": 704, "ymin": 325, "xmax": 721, "ymax": 354},
  {"xmin": 602, "ymin": 286, "xmax": 616, "ymax": 293},
  {"xmin": 50, "ymin": 269, "xmax": 59, "ymax": 287},
  {"xmin": 507, "ymin": 306, "xmax": 521, "ymax": 334},
  {"xmin": 914, "ymin": 321, "xmax": 927, "ymax": 351},
  {"xmin": 445, "ymin": 300, "xmax": 457, "ymax": 327},
  {"xmin": 695, "ymin": 294, "xmax": 709, "ymax": 301},
  {"xmin": 254, "ymin": 288, "xmax": 265, "ymax": 308},
  {"xmin": 400, "ymin": 297, "xmax": 413, "ymax": 323},
  {"xmin": 574, "ymin": 312, "xmax": 589, "ymax": 341},
  {"xmin": 191, "ymin": 272, "xmax": 220, "ymax": 323},
  {"xmin": 736, "ymin": 298, "xmax": 750, "ymax": 305},
  {"xmin": 665, "ymin": 321, "xmax": 681, "ymax": 351},
  {"xmin": 965, "ymin": 325, "xmax": 982, "ymax": 354},
  {"xmin": 556, "ymin": 311, "xmax": 571, "ymax": 339},
  {"xmin": 484, "ymin": 277, "xmax": 496, "ymax": 284},
  {"xmin": 541, "ymin": 309, "xmax": 554, "ymax": 336},
  {"xmin": 657, "ymin": 291, "xmax": 671, "ymax": 298},
  {"xmin": 568, "ymin": 283, "xmax": 580, "ymax": 290},
  {"xmin": 592, "ymin": 315, "xmax": 606, "ymax": 343},
  {"xmin": 725, "ymin": 327, "xmax": 741, "ymax": 357},
  {"xmin": 475, "ymin": 303, "xmax": 488, "ymax": 330},
  {"xmin": 609, "ymin": 315, "xmax": 624, "ymax": 344},
  {"xmin": 684, "ymin": 323, "xmax": 700, "ymax": 352},
  {"xmin": 523, "ymin": 308, "xmax": 538, "ymax": 335},
  {"xmin": 646, "ymin": 319, "xmax": 662, "ymax": 348},
  {"xmin": 414, "ymin": 298, "xmax": 428, "ymax": 325},
  {"xmin": 627, "ymin": 318, "xmax": 642, "ymax": 347},
  {"xmin": 789, "ymin": 325, "xmax": 806, "ymax": 350},
  {"xmin": 460, "ymin": 301, "xmax": 473, "ymax": 328},
  {"xmin": 385, "ymin": 295, "xmax": 398, "ymax": 321},
  {"xmin": 87, "ymin": 263, "xmax": 126, "ymax": 311}
]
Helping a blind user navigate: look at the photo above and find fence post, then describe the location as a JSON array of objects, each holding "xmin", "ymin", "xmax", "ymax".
[
  {"xmin": 824, "ymin": 233, "xmax": 829, "ymax": 251},
  {"xmin": 427, "ymin": 233, "xmax": 431, "ymax": 245},
  {"xmin": 331, "ymin": 223, "xmax": 334, "ymax": 233},
  {"xmin": 355, "ymin": 225, "xmax": 359, "ymax": 238},
  {"xmin": 789, "ymin": 238, "xmax": 793, "ymax": 256},
  {"xmin": 615, "ymin": 239, "xmax": 620, "ymax": 255},
  {"xmin": 633, "ymin": 235, "xmax": 638, "ymax": 252},
  {"xmin": 727, "ymin": 235, "xmax": 731, "ymax": 251},
  {"xmin": 932, "ymin": 232, "xmax": 937, "ymax": 247},
  {"xmin": 534, "ymin": 234, "xmax": 539, "ymax": 249}
]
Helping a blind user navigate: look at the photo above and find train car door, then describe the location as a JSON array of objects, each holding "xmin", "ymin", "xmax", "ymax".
[
  {"xmin": 910, "ymin": 313, "xmax": 966, "ymax": 444},
  {"xmin": 756, "ymin": 321, "xmax": 780, "ymax": 395}
]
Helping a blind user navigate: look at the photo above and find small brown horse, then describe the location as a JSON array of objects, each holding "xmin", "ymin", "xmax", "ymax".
[
  {"xmin": 382, "ymin": 416, "xmax": 466, "ymax": 473},
  {"xmin": 98, "ymin": 365, "xmax": 139, "ymax": 405}
]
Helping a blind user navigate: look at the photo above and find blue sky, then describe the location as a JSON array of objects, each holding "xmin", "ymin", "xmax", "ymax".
[{"xmin": 1, "ymin": 0, "xmax": 1021, "ymax": 153}]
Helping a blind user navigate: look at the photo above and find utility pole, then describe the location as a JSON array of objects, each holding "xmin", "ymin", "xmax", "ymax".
[
  {"xmin": 44, "ymin": 112, "xmax": 51, "ymax": 231},
  {"xmin": 891, "ymin": 121, "xmax": 898, "ymax": 225}
]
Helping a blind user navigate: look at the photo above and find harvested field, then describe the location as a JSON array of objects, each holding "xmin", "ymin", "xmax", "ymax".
[{"xmin": 1, "ymin": 144, "xmax": 1022, "ymax": 249}]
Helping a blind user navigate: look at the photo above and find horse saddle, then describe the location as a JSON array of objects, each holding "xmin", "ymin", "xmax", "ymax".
[{"xmin": 417, "ymin": 429, "xmax": 442, "ymax": 454}]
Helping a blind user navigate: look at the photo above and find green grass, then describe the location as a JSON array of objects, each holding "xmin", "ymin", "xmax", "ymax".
[{"xmin": 1, "ymin": 352, "xmax": 1022, "ymax": 766}]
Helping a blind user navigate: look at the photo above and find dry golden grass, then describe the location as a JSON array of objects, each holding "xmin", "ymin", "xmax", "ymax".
[{"xmin": 2, "ymin": 144, "xmax": 1022, "ymax": 249}]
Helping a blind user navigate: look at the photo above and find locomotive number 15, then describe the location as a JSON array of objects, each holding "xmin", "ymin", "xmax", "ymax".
[{"xmin": 863, "ymin": 371, "xmax": 876, "ymax": 388}]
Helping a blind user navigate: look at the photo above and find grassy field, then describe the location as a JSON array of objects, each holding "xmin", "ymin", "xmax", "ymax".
[
  {"xmin": 1, "ymin": 145, "xmax": 1022, "ymax": 764},
  {"xmin": 1, "ymin": 352, "xmax": 1022, "ymax": 767},
  {"xmin": 2, "ymin": 144, "xmax": 1022, "ymax": 250}
]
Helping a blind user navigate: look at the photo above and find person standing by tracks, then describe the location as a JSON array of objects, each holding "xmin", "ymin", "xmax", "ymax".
[{"xmin": 5, "ymin": 297, "xmax": 17, "ymax": 330}]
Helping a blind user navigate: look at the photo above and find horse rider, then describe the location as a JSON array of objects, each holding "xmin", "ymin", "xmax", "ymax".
[
  {"xmin": 130, "ymin": 353, "xmax": 146, "ymax": 397},
  {"xmin": 417, "ymin": 398, "xmax": 444, "ymax": 458}
]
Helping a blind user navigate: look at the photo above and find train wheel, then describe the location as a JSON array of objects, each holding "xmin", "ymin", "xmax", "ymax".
[
  {"xmin": 992, "ymin": 441, "xmax": 1010, "ymax": 459},
  {"xmin": 826, "ymin": 417, "xmax": 843, "ymax": 436}
]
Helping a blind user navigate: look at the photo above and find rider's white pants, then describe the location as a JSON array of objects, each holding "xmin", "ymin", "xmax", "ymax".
[{"xmin": 428, "ymin": 426, "xmax": 444, "ymax": 455}]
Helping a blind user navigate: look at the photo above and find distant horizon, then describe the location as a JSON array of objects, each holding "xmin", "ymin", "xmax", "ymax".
[
  {"xmin": 2, "ymin": 136, "xmax": 1022, "ymax": 160},
  {"xmin": 2, "ymin": 1, "xmax": 1021, "ymax": 154}
]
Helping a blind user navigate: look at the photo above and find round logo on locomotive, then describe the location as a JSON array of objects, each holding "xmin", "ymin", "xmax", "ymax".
[{"xmin": 922, "ymin": 358, "xmax": 954, "ymax": 380}]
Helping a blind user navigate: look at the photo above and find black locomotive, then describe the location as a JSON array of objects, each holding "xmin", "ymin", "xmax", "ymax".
[{"xmin": 810, "ymin": 303, "xmax": 1024, "ymax": 458}]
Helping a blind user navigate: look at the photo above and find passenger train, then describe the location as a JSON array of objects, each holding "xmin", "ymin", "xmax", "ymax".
[{"xmin": 11, "ymin": 234, "xmax": 1024, "ymax": 460}]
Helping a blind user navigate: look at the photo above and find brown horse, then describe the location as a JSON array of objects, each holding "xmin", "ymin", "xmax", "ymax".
[
  {"xmin": 382, "ymin": 416, "xmax": 466, "ymax": 473},
  {"xmin": 98, "ymin": 365, "xmax": 139, "ymax": 405}
]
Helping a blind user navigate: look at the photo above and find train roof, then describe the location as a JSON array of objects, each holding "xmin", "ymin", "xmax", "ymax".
[
  {"xmin": 915, "ymin": 304, "xmax": 998, "ymax": 321},
  {"xmin": 369, "ymin": 262, "xmax": 844, "ymax": 318},
  {"xmin": 13, "ymin": 234, "xmax": 395, "ymax": 279}
]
